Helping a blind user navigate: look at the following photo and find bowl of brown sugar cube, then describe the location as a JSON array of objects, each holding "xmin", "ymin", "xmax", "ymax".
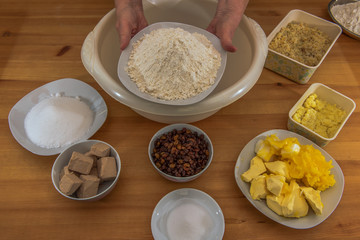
[
  {"xmin": 52, "ymin": 140, "xmax": 121, "ymax": 201},
  {"xmin": 148, "ymin": 123, "xmax": 213, "ymax": 182}
]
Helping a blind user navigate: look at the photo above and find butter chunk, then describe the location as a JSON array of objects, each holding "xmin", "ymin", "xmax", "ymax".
[
  {"xmin": 59, "ymin": 173, "xmax": 83, "ymax": 196},
  {"xmin": 301, "ymin": 187, "xmax": 323, "ymax": 215},
  {"xmin": 76, "ymin": 175, "xmax": 100, "ymax": 198},
  {"xmin": 264, "ymin": 161, "xmax": 290, "ymax": 180},
  {"xmin": 241, "ymin": 156, "xmax": 267, "ymax": 182},
  {"xmin": 266, "ymin": 194, "xmax": 284, "ymax": 216},
  {"xmin": 282, "ymin": 181, "xmax": 308, "ymax": 218},
  {"xmin": 250, "ymin": 174, "xmax": 268, "ymax": 200},
  {"xmin": 68, "ymin": 152, "xmax": 94, "ymax": 175},
  {"xmin": 97, "ymin": 157, "xmax": 117, "ymax": 182},
  {"xmin": 90, "ymin": 143, "xmax": 111, "ymax": 158},
  {"xmin": 266, "ymin": 175, "xmax": 286, "ymax": 196}
]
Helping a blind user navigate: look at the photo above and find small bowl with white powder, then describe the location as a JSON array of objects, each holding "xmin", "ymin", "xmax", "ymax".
[
  {"xmin": 117, "ymin": 22, "xmax": 227, "ymax": 106},
  {"xmin": 151, "ymin": 188, "xmax": 225, "ymax": 240},
  {"xmin": 328, "ymin": 0, "xmax": 360, "ymax": 40},
  {"xmin": 8, "ymin": 78, "xmax": 108, "ymax": 156}
]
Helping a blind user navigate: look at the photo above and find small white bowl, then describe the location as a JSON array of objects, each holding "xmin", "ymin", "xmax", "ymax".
[
  {"xmin": 117, "ymin": 22, "xmax": 227, "ymax": 106},
  {"xmin": 148, "ymin": 123, "xmax": 213, "ymax": 182},
  {"xmin": 8, "ymin": 78, "xmax": 108, "ymax": 156},
  {"xmin": 288, "ymin": 83, "xmax": 356, "ymax": 147},
  {"xmin": 51, "ymin": 140, "xmax": 121, "ymax": 201},
  {"xmin": 265, "ymin": 9, "xmax": 342, "ymax": 84},
  {"xmin": 151, "ymin": 188, "xmax": 225, "ymax": 240}
]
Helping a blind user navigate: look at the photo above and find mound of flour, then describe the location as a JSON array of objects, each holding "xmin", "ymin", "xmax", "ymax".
[
  {"xmin": 126, "ymin": 28, "xmax": 221, "ymax": 101},
  {"xmin": 331, "ymin": 1, "xmax": 360, "ymax": 35}
]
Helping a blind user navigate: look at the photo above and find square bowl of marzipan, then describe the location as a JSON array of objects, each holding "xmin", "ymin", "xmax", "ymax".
[
  {"xmin": 288, "ymin": 83, "xmax": 356, "ymax": 147},
  {"xmin": 265, "ymin": 9, "xmax": 342, "ymax": 84}
]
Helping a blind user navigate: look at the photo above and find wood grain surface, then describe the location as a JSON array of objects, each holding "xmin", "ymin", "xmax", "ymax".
[{"xmin": 1, "ymin": 0, "xmax": 359, "ymax": 239}]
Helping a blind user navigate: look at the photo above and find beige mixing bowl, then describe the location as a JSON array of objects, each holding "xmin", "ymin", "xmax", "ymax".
[{"xmin": 81, "ymin": 0, "xmax": 267, "ymax": 123}]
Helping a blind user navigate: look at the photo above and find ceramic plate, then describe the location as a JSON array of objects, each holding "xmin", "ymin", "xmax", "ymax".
[
  {"xmin": 234, "ymin": 129, "xmax": 344, "ymax": 229},
  {"xmin": 8, "ymin": 78, "xmax": 108, "ymax": 156},
  {"xmin": 151, "ymin": 188, "xmax": 225, "ymax": 240},
  {"xmin": 117, "ymin": 22, "xmax": 227, "ymax": 106}
]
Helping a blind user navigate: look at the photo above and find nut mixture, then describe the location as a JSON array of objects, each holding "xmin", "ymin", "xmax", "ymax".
[{"xmin": 151, "ymin": 128, "xmax": 210, "ymax": 177}]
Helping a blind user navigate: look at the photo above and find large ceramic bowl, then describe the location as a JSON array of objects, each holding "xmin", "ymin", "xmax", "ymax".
[{"xmin": 81, "ymin": 0, "xmax": 267, "ymax": 123}]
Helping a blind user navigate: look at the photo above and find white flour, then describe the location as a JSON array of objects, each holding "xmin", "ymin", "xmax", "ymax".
[
  {"xmin": 24, "ymin": 95, "xmax": 93, "ymax": 149},
  {"xmin": 331, "ymin": 1, "xmax": 360, "ymax": 35},
  {"xmin": 126, "ymin": 28, "xmax": 221, "ymax": 100}
]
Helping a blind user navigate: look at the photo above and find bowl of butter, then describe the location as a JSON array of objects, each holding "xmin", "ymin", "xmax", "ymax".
[{"xmin": 288, "ymin": 83, "xmax": 356, "ymax": 147}]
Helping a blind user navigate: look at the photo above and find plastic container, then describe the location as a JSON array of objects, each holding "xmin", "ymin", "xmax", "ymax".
[
  {"xmin": 265, "ymin": 9, "xmax": 342, "ymax": 84},
  {"xmin": 81, "ymin": 0, "xmax": 267, "ymax": 123},
  {"xmin": 288, "ymin": 83, "xmax": 356, "ymax": 147}
]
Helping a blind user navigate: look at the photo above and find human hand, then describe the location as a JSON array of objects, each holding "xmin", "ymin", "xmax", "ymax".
[
  {"xmin": 115, "ymin": 0, "xmax": 148, "ymax": 50},
  {"xmin": 207, "ymin": 0, "xmax": 249, "ymax": 52}
]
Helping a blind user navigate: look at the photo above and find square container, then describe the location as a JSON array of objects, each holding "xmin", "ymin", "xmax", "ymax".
[
  {"xmin": 265, "ymin": 9, "xmax": 342, "ymax": 84},
  {"xmin": 288, "ymin": 83, "xmax": 356, "ymax": 147}
]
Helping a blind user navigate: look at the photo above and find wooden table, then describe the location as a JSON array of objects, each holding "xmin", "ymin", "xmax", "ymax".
[{"xmin": 1, "ymin": 0, "xmax": 359, "ymax": 239}]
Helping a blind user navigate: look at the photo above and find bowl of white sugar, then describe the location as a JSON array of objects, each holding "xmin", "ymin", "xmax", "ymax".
[
  {"xmin": 117, "ymin": 22, "xmax": 227, "ymax": 106},
  {"xmin": 151, "ymin": 188, "xmax": 225, "ymax": 240},
  {"xmin": 8, "ymin": 78, "xmax": 108, "ymax": 156}
]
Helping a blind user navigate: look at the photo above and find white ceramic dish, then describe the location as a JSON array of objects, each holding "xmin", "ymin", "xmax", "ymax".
[
  {"xmin": 52, "ymin": 139, "xmax": 121, "ymax": 201},
  {"xmin": 234, "ymin": 129, "xmax": 344, "ymax": 229},
  {"xmin": 118, "ymin": 22, "xmax": 227, "ymax": 106},
  {"xmin": 288, "ymin": 83, "xmax": 356, "ymax": 147},
  {"xmin": 81, "ymin": 0, "xmax": 268, "ymax": 123},
  {"xmin": 8, "ymin": 78, "xmax": 108, "ymax": 156},
  {"xmin": 151, "ymin": 188, "xmax": 225, "ymax": 240},
  {"xmin": 148, "ymin": 123, "xmax": 213, "ymax": 182}
]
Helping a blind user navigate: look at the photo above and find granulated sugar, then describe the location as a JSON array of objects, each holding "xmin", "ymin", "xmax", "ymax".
[
  {"xmin": 166, "ymin": 201, "xmax": 213, "ymax": 240},
  {"xmin": 126, "ymin": 27, "xmax": 221, "ymax": 101},
  {"xmin": 24, "ymin": 95, "xmax": 93, "ymax": 149}
]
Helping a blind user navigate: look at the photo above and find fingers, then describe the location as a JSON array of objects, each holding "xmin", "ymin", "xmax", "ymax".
[
  {"xmin": 220, "ymin": 29, "xmax": 237, "ymax": 52},
  {"xmin": 118, "ymin": 23, "xmax": 132, "ymax": 50}
]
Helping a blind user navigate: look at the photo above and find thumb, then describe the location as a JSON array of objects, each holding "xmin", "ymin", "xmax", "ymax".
[{"xmin": 221, "ymin": 34, "xmax": 237, "ymax": 52}]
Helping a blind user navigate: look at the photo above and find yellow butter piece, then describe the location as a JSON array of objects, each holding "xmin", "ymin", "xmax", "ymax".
[
  {"xmin": 250, "ymin": 174, "xmax": 268, "ymax": 200},
  {"xmin": 241, "ymin": 156, "xmax": 267, "ymax": 182}
]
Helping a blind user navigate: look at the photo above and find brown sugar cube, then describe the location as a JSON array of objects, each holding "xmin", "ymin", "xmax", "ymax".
[
  {"xmin": 59, "ymin": 174, "xmax": 83, "ymax": 196},
  {"xmin": 90, "ymin": 143, "xmax": 111, "ymax": 158},
  {"xmin": 68, "ymin": 152, "xmax": 94, "ymax": 174},
  {"xmin": 60, "ymin": 165, "xmax": 79, "ymax": 179},
  {"xmin": 85, "ymin": 151, "xmax": 98, "ymax": 168},
  {"xmin": 89, "ymin": 167, "xmax": 98, "ymax": 177},
  {"xmin": 76, "ymin": 175, "xmax": 100, "ymax": 198},
  {"xmin": 97, "ymin": 157, "xmax": 117, "ymax": 182}
]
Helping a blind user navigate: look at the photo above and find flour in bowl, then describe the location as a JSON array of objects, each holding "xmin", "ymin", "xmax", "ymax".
[{"xmin": 126, "ymin": 27, "xmax": 221, "ymax": 101}]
